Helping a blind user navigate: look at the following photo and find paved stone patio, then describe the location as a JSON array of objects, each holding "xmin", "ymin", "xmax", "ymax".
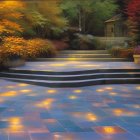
[
  {"xmin": 0, "ymin": 79, "xmax": 140, "ymax": 140},
  {"xmin": 11, "ymin": 61, "xmax": 140, "ymax": 71}
]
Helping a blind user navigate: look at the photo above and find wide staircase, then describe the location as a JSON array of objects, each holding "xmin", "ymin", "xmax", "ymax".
[
  {"xmin": 34, "ymin": 50, "xmax": 131, "ymax": 62},
  {"xmin": 0, "ymin": 69, "xmax": 140, "ymax": 88},
  {"xmin": 0, "ymin": 50, "xmax": 140, "ymax": 87}
]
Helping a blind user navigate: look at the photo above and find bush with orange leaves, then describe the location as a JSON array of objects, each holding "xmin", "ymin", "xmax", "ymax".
[
  {"xmin": 0, "ymin": 37, "xmax": 56, "ymax": 66},
  {"xmin": 26, "ymin": 38, "xmax": 56, "ymax": 58},
  {"xmin": 0, "ymin": 37, "xmax": 27, "ymax": 62}
]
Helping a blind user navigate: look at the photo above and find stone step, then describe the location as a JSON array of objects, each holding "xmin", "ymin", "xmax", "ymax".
[
  {"xmin": 2, "ymin": 77, "xmax": 140, "ymax": 88},
  {"xmin": 1, "ymin": 72, "xmax": 140, "ymax": 81},
  {"xmin": 6, "ymin": 69, "xmax": 140, "ymax": 75},
  {"xmin": 60, "ymin": 50, "xmax": 108, "ymax": 54},
  {"xmin": 30, "ymin": 58, "xmax": 131, "ymax": 62},
  {"xmin": 56, "ymin": 54, "xmax": 112, "ymax": 58}
]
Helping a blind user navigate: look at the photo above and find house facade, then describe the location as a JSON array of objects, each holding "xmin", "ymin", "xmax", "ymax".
[{"xmin": 105, "ymin": 14, "xmax": 128, "ymax": 37}]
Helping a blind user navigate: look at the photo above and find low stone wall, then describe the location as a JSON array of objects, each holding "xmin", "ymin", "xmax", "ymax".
[
  {"xmin": 94, "ymin": 37, "xmax": 130, "ymax": 49},
  {"xmin": 3, "ymin": 59, "xmax": 25, "ymax": 68}
]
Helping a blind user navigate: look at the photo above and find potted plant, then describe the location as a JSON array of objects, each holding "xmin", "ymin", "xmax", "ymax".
[{"xmin": 133, "ymin": 46, "xmax": 140, "ymax": 64}]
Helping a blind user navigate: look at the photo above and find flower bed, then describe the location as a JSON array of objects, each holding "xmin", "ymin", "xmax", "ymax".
[{"xmin": 109, "ymin": 47, "xmax": 134, "ymax": 59}]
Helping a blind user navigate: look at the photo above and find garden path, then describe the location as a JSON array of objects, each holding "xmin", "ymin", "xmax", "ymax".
[{"xmin": 0, "ymin": 50, "xmax": 140, "ymax": 140}]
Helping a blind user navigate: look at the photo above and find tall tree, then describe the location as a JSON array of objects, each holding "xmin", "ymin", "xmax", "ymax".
[
  {"xmin": 0, "ymin": 1, "xmax": 25, "ymax": 38},
  {"xmin": 127, "ymin": 0, "xmax": 140, "ymax": 43},
  {"xmin": 61, "ymin": 0, "xmax": 117, "ymax": 35},
  {"xmin": 23, "ymin": 0, "xmax": 67, "ymax": 38},
  {"xmin": 0, "ymin": 0, "xmax": 67, "ymax": 38},
  {"xmin": 115, "ymin": 0, "xmax": 130, "ymax": 16}
]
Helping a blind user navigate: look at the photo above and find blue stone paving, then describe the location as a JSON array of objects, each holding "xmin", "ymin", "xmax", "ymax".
[
  {"xmin": 11, "ymin": 61, "xmax": 140, "ymax": 71},
  {"xmin": 0, "ymin": 79, "xmax": 140, "ymax": 139}
]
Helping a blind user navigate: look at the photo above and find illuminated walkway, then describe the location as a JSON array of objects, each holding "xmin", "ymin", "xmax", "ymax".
[
  {"xmin": 0, "ymin": 56, "xmax": 140, "ymax": 139},
  {"xmin": 0, "ymin": 79, "xmax": 140, "ymax": 140},
  {"xmin": 10, "ymin": 61, "xmax": 140, "ymax": 71}
]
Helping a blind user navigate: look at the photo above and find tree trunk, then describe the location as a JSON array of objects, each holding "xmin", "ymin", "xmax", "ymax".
[
  {"xmin": 78, "ymin": 7, "xmax": 82, "ymax": 32},
  {"xmin": 83, "ymin": 10, "xmax": 86, "ymax": 34}
]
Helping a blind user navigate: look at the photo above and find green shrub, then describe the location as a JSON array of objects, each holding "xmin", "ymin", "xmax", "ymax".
[
  {"xmin": 71, "ymin": 34, "xmax": 105, "ymax": 50},
  {"xmin": 50, "ymin": 27, "xmax": 65, "ymax": 39},
  {"xmin": 92, "ymin": 38, "xmax": 106, "ymax": 50}
]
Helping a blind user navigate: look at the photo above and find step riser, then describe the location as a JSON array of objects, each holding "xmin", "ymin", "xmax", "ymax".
[
  {"xmin": 1, "ymin": 73, "xmax": 140, "ymax": 81},
  {"xmin": 4, "ymin": 78, "xmax": 140, "ymax": 88},
  {"xmin": 60, "ymin": 51, "xmax": 108, "ymax": 54},
  {"xmin": 6, "ymin": 69, "xmax": 140, "ymax": 75},
  {"xmin": 56, "ymin": 55, "xmax": 112, "ymax": 58},
  {"xmin": 31, "ymin": 58, "xmax": 130, "ymax": 62},
  {"xmin": 58, "ymin": 53, "xmax": 109, "ymax": 55},
  {"xmin": 35, "ymin": 49, "xmax": 131, "ymax": 62}
]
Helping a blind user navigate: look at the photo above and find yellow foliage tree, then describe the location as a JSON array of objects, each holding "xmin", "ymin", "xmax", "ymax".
[
  {"xmin": 37, "ymin": 0, "xmax": 67, "ymax": 28},
  {"xmin": 0, "ymin": 1, "xmax": 25, "ymax": 37},
  {"xmin": 24, "ymin": 0, "xmax": 67, "ymax": 38}
]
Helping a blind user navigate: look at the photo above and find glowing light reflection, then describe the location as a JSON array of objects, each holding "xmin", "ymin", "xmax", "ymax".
[
  {"xmin": 18, "ymin": 83, "xmax": 28, "ymax": 87},
  {"xmin": 86, "ymin": 113, "xmax": 97, "ymax": 121},
  {"xmin": 77, "ymin": 64, "xmax": 100, "ymax": 67},
  {"xmin": 67, "ymin": 58, "xmax": 77, "ymax": 61},
  {"xmin": 133, "ymin": 105, "xmax": 140, "ymax": 108},
  {"xmin": 6, "ymin": 86, "xmax": 15, "ymax": 89},
  {"xmin": 0, "ymin": 91, "xmax": 17, "ymax": 97},
  {"xmin": 103, "ymin": 126, "xmax": 116, "ymax": 134},
  {"xmin": 0, "ymin": 99, "xmax": 4, "ymax": 103},
  {"xmin": 96, "ymin": 89, "xmax": 104, "ymax": 92},
  {"xmin": 136, "ymin": 86, "xmax": 140, "ymax": 90},
  {"xmin": 20, "ymin": 89, "xmax": 31, "ymax": 93},
  {"xmin": 72, "ymin": 112, "xmax": 98, "ymax": 122},
  {"xmin": 109, "ymin": 92, "xmax": 117, "ymax": 96},
  {"xmin": 113, "ymin": 109, "xmax": 137, "ymax": 116},
  {"xmin": 50, "ymin": 64, "xmax": 66, "ymax": 67},
  {"xmin": 113, "ymin": 109, "xmax": 123, "ymax": 116},
  {"xmin": 8, "ymin": 117, "xmax": 23, "ymax": 132},
  {"xmin": 73, "ymin": 90, "xmax": 82, "ymax": 93},
  {"xmin": 47, "ymin": 89, "xmax": 57, "ymax": 94},
  {"xmin": 105, "ymin": 87, "xmax": 113, "ymax": 90},
  {"xmin": 54, "ymin": 134, "xmax": 61, "ymax": 138},
  {"xmin": 36, "ymin": 98, "xmax": 55, "ymax": 109},
  {"xmin": 69, "ymin": 95, "xmax": 77, "ymax": 100}
]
